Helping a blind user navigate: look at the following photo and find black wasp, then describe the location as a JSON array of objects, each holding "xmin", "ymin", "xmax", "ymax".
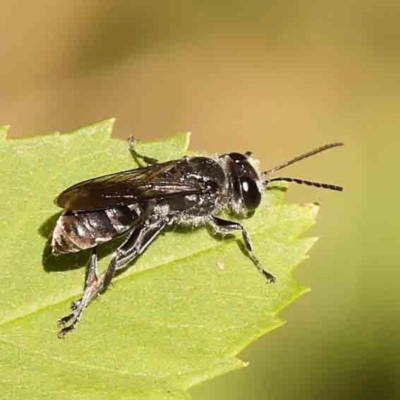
[{"xmin": 52, "ymin": 137, "xmax": 343, "ymax": 338}]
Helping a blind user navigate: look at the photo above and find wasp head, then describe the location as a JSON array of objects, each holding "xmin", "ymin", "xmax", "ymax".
[
  {"xmin": 223, "ymin": 143, "xmax": 344, "ymax": 217},
  {"xmin": 225, "ymin": 152, "xmax": 263, "ymax": 215}
]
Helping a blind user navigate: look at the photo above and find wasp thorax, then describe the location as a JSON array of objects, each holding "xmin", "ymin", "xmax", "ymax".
[{"xmin": 226, "ymin": 152, "xmax": 262, "ymax": 213}]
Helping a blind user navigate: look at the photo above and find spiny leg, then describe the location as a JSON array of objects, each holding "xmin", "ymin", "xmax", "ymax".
[
  {"xmin": 70, "ymin": 248, "xmax": 99, "ymax": 312},
  {"xmin": 128, "ymin": 135, "xmax": 158, "ymax": 165},
  {"xmin": 210, "ymin": 216, "xmax": 276, "ymax": 283},
  {"xmin": 101, "ymin": 218, "xmax": 167, "ymax": 289},
  {"xmin": 57, "ymin": 219, "xmax": 166, "ymax": 338},
  {"xmin": 57, "ymin": 249, "xmax": 99, "ymax": 334}
]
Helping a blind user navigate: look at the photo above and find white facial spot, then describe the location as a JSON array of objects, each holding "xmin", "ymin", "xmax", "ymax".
[{"xmin": 76, "ymin": 224, "xmax": 86, "ymax": 238}]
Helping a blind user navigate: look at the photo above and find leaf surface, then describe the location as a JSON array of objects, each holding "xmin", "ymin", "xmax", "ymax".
[{"xmin": 0, "ymin": 120, "xmax": 318, "ymax": 399}]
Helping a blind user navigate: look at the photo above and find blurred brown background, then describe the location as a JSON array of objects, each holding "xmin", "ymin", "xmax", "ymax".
[{"xmin": 1, "ymin": 1, "xmax": 399, "ymax": 399}]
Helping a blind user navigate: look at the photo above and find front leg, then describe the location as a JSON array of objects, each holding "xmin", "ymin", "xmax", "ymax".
[{"xmin": 209, "ymin": 216, "xmax": 276, "ymax": 283}]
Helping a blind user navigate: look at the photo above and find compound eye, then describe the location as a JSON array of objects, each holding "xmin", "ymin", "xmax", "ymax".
[
  {"xmin": 229, "ymin": 152, "xmax": 247, "ymax": 163},
  {"xmin": 241, "ymin": 177, "xmax": 261, "ymax": 211}
]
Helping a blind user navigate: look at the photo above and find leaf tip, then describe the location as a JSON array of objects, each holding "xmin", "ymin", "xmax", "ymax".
[
  {"xmin": 46, "ymin": 131, "xmax": 61, "ymax": 138},
  {"xmin": 182, "ymin": 131, "xmax": 191, "ymax": 152},
  {"xmin": 74, "ymin": 118, "xmax": 116, "ymax": 139},
  {"xmin": 0, "ymin": 125, "xmax": 10, "ymax": 140},
  {"xmin": 169, "ymin": 131, "xmax": 191, "ymax": 152},
  {"xmin": 303, "ymin": 202, "xmax": 320, "ymax": 219}
]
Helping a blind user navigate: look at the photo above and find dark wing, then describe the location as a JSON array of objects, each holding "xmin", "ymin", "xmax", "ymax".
[{"xmin": 56, "ymin": 160, "xmax": 205, "ymax": 211}]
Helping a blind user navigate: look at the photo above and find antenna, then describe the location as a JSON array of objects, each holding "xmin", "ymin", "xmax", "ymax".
[
  {"xmin": 262, "ymin": 143, "xmax": 344, "ymax": 192},
  {"xmin": 266, "ymin": 177, "xmax": 343, "ymax": 191}
]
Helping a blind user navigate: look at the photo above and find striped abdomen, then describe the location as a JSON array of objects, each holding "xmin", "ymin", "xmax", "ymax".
[{"xmin": 51, "ymin": 206, "xmax": 139, "ymax": 254}]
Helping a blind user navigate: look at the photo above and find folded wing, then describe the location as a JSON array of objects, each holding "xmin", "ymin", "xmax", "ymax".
[{"xmin": 56, "ymin": 161, "xmax": 206, "ymax": 211}]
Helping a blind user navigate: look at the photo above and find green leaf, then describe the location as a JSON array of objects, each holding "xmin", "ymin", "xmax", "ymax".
[{"xmin": 0, "ymin": 119, "xmax": 318, "ymax": 400}]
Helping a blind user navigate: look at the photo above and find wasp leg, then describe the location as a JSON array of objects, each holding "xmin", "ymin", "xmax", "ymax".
[
  {"xmin": 57, "ymin": 249, "xmax": 99, "ymax": 333},
  {"xmin": 128, "ymin": 135, "xmax": 158, "ymax": 165},
  {"xmin": 70, "ymin": 248, "xmax": 99, "ymax": 311},
  {"xmin": 101, "ymin": 218, "xmax": 167, "ymax": 288},
  {"xmin": 57, "ymin": 219, "xmax": 166, "ymax": 338},
  {"xmin": 209, "ymin": 216, "xmax": 276, "ymax": 283}
]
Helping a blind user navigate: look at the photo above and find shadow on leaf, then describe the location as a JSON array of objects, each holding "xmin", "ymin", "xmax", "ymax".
[{"xmin": 265, "ymin": 185, "xmax": 287, "ymax": 193}]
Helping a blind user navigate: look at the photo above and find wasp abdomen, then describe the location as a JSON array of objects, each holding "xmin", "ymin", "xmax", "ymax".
[{"xmin": 51, "ymin": 206, "xmax": 138, "ymax": 254}]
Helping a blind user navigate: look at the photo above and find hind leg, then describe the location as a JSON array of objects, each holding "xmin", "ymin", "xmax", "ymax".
[{"xmin": 57, "ymin": 219, "xmax": 166, "ymax": 338}]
